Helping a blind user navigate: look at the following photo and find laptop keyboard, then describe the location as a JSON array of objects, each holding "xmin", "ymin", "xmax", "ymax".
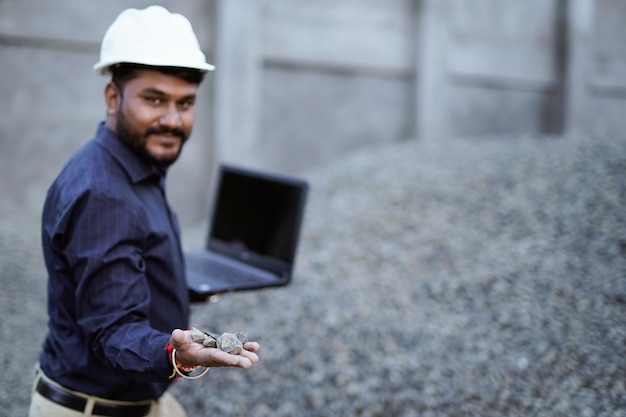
[
  {"xmin": 187, "ymin": 255, "xmax": 265, "ymax": 285},
  {"xmin": 210, "ymin": 260, "xmax": 261, "ymax": 284}
]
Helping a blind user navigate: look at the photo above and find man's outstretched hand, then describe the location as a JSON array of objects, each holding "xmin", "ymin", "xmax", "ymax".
[{"xmin": 170, "ymin": 328, "xmax": 260, "ymax": 369}]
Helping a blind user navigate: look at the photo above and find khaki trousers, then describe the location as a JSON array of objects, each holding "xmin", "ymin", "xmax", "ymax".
[{"xmin": 28, "ymin": 370, "xmax": 187, "ymax": 417}]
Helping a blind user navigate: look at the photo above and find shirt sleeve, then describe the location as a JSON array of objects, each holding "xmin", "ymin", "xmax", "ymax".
[{"xmin": 63, "ymin": 188, "xmax": 172, "ymax": 379}]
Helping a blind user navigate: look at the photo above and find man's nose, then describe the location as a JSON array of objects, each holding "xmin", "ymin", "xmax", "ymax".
[{"xmin": 159, "ymin": 104, "xmax": 182, "ymax": 128}]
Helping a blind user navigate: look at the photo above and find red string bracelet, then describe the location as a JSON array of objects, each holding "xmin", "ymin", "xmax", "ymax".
[{"xmin": 164, "ymin": 341, "xmax": 209, "ymax": 380}]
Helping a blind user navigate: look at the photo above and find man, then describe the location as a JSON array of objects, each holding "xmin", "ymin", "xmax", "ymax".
[{"xmin": 29, "ymin": 6, "xmax": 259, "ymax": 417}]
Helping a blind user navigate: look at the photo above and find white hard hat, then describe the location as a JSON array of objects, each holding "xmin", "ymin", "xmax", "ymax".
[{"xmin": 93, "ymin": 5, "xmax": 215, "ymax": 74}]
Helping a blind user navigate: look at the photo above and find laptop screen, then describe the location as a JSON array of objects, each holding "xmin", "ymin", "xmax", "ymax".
[{"xmin": 208, "ymin": 165, "xmax": 308, "ymax": 266}]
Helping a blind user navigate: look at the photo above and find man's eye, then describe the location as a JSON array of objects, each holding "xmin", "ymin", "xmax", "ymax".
[
  {"xmin": 146, "ymin": 97, "xmax": 162, "ymax": 104},
  {"xmin": 178, "ymin": 101, "xmax": 194, "ymax": 110}
]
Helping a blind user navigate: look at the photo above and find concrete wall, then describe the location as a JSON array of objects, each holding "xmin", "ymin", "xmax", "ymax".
[
  {"xmin": 215, "ymin": 0, "xmax": 626, "ymax": 177},
  {"xmin": 215, "ymin": 0, "xmax": 418, "ymax": 174},
  {"xmin": 418, "ymin": 0, "xmax": 564, "ymax": 139},
  {"xmin": 571, "ymin": 0, "xmax": 626, "ymax": 137},
  {"xmin": 426, "ymin": 0, "xmax": 626, "ymax": 140},
  {"xmin": 1, "ymin": 0, "xmax": 625, "ymax": 228}
]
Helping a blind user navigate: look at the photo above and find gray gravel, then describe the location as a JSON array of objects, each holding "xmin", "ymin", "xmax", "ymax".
[{"xmin": 2, "ymin": 134, "xmax": 625, "ymax": 417}]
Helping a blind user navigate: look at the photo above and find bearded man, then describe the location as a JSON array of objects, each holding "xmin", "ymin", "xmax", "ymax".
[{"xmin": 29, "ymin": 6, "xmax": 259, "ymax": 417}]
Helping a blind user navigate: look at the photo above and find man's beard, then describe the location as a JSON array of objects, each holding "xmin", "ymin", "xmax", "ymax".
[{"xmin": 116, "ymin": 110, "xmax": 187, "ymax": 168}]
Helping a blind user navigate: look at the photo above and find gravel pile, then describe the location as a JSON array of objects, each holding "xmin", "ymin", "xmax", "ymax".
[{"xmin": 2, "ymin": 134, "xmax": 625, "ymax": 417}]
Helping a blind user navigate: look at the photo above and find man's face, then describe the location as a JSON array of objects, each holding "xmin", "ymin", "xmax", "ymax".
[{"xmin": 109, "ymin": 69, "xmax": 199, "ymax": 168}]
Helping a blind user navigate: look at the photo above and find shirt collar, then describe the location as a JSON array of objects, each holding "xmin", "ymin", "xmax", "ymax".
[{"xmin": 94, "ymin": 122, "xmax": 165, "ymax": 185}]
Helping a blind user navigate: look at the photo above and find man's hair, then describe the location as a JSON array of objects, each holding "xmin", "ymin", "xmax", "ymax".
[{"xmin": 110, "ymin": 63, "xmax": 206, "ymax": 89}]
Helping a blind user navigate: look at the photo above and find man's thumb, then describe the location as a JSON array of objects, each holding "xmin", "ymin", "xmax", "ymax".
[{"xmin": 170, "ymin": 328, "xmax": 187, "ymax": 349}]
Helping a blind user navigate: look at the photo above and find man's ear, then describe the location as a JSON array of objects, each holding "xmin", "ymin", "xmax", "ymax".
[{"xmin": 104, "ymin": 82, "xmax": 121, "ymax": 116}]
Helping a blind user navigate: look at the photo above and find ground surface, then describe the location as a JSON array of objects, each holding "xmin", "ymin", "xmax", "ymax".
[{"xmin": 1, "ymin": 134, "xmax": 625, "ymax": 416}]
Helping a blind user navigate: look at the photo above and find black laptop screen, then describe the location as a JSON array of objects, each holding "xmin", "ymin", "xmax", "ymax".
[{"xmin": 209, "ymin": 168, "xmax": 305, "ymax": 264}]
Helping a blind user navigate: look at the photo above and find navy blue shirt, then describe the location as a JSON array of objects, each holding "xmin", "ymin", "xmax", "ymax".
[{"xmin": 39, "ymin": 123, "xmax": 189, "ymax": 401}]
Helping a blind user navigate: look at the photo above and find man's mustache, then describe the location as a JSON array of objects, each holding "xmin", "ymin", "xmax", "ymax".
[{"xmin": 145, "ymin": 126, "xmax": 186, "ymax": 140}]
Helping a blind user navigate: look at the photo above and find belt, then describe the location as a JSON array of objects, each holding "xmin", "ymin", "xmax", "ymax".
[{"xmin": 36, "ymin": 378, "xmax": 151, "ymax": 417}]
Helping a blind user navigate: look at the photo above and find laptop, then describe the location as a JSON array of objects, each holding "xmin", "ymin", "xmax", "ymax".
[{"xmin": 185, "ymin": 163, "xmax": 309, "ymax": 300}]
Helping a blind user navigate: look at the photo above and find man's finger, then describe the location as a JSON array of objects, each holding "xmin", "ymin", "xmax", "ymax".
[{"xmin": 170, "ymin": 328, "xmax": 188, "ymax": 349}]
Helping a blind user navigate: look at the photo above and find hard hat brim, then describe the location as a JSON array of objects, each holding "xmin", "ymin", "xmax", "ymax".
[{"xmin": 93, "ymin": 60, "xmax": 215, "ymax": 75}]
